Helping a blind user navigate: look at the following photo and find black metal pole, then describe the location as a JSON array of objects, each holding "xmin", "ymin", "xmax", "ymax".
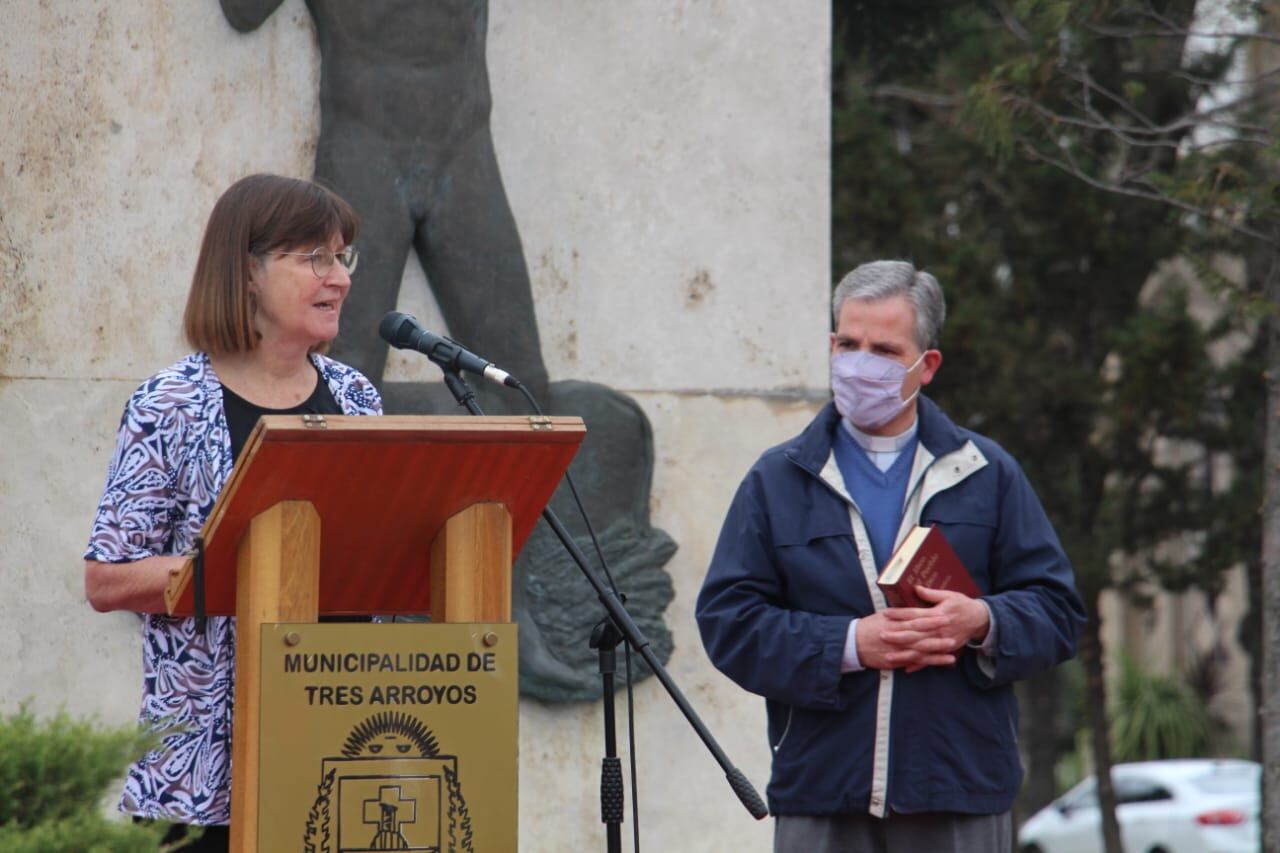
[{"xmin": 592, "ymin": 618, "xmax": 625, "ymax": 853}]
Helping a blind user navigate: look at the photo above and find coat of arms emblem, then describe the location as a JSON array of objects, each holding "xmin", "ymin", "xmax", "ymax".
[{"xmin": 305, "ymin": 711, "xmax": 474, "ymax": 852}]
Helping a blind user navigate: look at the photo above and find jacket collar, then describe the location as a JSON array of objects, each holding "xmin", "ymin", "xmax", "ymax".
[
  {"xmin": 789, "ymin": 396, "xmax": 968, "ymax": 475},
  {"xmin": 915, "ymin": 395, "xmax": 970, "ymax": 458}
]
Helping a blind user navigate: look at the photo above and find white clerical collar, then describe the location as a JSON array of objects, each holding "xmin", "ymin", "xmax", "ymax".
[{"xmin": 842, "ymin": 417, "xmax": 918, "ymax": 453}]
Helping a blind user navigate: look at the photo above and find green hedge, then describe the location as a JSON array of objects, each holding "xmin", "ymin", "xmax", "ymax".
[{"xmin": 0, "ymin": 705, "xmax": 174, "ymax": 851}]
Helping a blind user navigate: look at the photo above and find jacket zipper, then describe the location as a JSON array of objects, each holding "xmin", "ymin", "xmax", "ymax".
[
  {"xmin": 778, "ymin": 441, "xmax": 987, "ymax": 814},
  {"xmin": 772, "ymin": 707, "xmax": 795, "ymax": 754}
]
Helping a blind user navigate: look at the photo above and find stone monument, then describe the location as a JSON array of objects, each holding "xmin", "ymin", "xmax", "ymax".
[
  {"xmin": 0, "ymin": 2, "xmax": 828, "ymax": 847},
  {"xmin": 221, "ymin": 0, "xmax": 677, "ymax": 700}
]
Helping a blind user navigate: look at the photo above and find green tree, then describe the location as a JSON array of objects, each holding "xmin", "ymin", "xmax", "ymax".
[
  {"xmin": 832, "ymin": 3, "xmax": 1267, "ymax": 851},
  {"xmin": 967, "ymin": 2, "xmax": 1277, "ymax": 848}
]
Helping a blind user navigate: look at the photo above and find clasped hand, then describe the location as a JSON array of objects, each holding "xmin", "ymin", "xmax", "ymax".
[{"xmin": 856, "ymin": 587, "xmax": 990, "ymax": 673}]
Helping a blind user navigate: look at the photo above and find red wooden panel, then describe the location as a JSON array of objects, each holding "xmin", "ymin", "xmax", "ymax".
[{"xmin": 166, "ymin": 415, "xmax": 584, "ymax": 616}]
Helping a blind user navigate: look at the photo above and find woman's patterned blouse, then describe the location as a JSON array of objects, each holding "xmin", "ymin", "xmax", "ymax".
[{"xmin": 84, "ymin": 351, "xmax": 382, "ymax": 825}]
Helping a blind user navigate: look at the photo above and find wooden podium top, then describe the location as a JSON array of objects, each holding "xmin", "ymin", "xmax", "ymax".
[{"xmin": 165, "ymin": 414, "xmax": 585, "ymax": 617}]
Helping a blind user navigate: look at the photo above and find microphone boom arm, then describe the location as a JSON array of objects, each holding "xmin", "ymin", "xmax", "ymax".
[{"xmin": 436, "ymin": 365, "xmax": 770, "ymax": 823}]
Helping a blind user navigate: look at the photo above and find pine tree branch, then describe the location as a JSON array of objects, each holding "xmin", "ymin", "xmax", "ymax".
[
  {"xmin": 1006, "ymin": 87, "xmax": 1274, "ymax": 140},
  {"xmin": 866, "ymin": 84, "xmax": 961, "ymax": 109},
  {"xmin": 1070, "ymin": 65, "xmax": 1164, "ymax": 131},
  {"xmin": 1020, "ymin": 142, "xmax": 1278, "ymax": 247},
  {"xmin": 1136, "ymin": 2, "xmax": 1279, "ymax": 43},
  {"xmin": 1085, "ymin": 24, "xmax": 1280, "ymax": 43},
  {"xmin": 992, "ymin": 0, "xmax": 1033, "ymax": 45}
]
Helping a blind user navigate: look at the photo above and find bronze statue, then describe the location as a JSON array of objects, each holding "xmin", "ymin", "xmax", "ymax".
[
  {"xmin": 222, "ymin": 1, "xmax": 674, "ymax": 701},
  {"xmin": 222, "ymin": 0, "xmax": 548, "ymax": 398}
]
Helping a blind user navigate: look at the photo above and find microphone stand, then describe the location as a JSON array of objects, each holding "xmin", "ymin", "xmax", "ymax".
[
  {"xmin": 591, "ymin": 616, "xmax": 625, "ymax": 853},
  {"xmin": 436, "ymin": 367, "xmax": 768, "ymax": 851}
]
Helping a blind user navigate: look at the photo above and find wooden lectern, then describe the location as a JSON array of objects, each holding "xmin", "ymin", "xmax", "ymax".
[{"xmin": 164, "ymin": 414, "xmax": 585, "ymax": 852}]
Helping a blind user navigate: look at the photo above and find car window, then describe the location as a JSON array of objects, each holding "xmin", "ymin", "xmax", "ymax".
[
  {"xmin": 1192, "ymin": 765, "xmax": 1261, "ymax": 795},
  {"xmin": 1114, "ymin": 775, "xmax": 1172, "ymax": 805},
  {"xmin": 1061, "ymin": 780, "xmax": 1098, "ymax": 810}
]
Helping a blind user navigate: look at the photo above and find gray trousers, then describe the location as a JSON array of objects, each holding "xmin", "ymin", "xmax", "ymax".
[{"xmin": 774, "ymin": 811, "xmax": 1012, "ymax": 853}]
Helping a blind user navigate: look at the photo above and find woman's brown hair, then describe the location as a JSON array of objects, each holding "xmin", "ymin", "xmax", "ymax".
[{"xmin": 182, "ymin": 174, "xmax": 359, "ymax": 355}]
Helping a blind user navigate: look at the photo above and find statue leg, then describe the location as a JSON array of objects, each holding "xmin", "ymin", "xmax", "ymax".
[
  {"xmin": 414, "ymin": 124, "xmax": 550, "ymax": 400},
  {"xmin": 316, "ymin": 133, "xmax": 415, "ymax": 382}
]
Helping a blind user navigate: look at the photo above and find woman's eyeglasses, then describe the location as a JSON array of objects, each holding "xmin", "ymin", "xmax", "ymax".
[{"xmin": 276, "ymin": 246, "xmax": 359, "ymax": 278}]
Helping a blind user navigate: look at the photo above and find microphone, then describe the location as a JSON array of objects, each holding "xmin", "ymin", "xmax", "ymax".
[{"xmin": 378, "ymin": 311, "xmax": 518, "ymax": 388}]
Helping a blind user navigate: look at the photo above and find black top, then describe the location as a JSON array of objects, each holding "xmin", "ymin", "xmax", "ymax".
[
  {"xmin": 221, "ymin": 365, "xmax": 366, "ymax": 622},
  {"xmin": 221, "ymin": 364, "xmax": 342, "ymax": 464}
]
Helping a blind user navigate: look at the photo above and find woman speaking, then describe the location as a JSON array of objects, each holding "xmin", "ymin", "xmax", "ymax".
[{"xmin": 83, "ymin": 174, "xmax": 382, "ymax": 851}]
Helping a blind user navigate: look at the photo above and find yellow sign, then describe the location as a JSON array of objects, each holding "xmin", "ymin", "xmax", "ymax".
[{"xmin": 257, "ymin": 622, "xmax": 517, "ymax": 852}]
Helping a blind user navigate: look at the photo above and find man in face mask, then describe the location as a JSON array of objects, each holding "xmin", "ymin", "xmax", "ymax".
[{"xmin": 696, "ymin": 261, "xmax": 1085, "ymax": 853}]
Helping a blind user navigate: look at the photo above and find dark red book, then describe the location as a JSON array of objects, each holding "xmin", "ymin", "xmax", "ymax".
[{"xmin": 876, "ymin": 524, "xmax": 980, "ymax": 608}]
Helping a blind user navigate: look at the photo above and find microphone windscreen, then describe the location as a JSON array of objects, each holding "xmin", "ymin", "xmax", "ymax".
[{"xmin": 378, "ymin": 311, "xmax": 415, "ymax": 348}]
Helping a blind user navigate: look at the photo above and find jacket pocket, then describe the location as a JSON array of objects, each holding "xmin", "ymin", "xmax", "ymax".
[
  {"xmin": 773, "ymin": 531, "xmax": 871, "ymax": 613},
  {"xmin": 919, "ymin": 508, "xmax": 997, "ymax": 591},
  {"xmin": 925, "ymin": 687, "xmax": 1020, "ymax": 796}
]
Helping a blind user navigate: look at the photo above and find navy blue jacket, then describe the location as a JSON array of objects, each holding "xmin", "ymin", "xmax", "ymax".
[{"xmin": 696, "ymin": 398, "xmax": 1084, "ymax": 817}]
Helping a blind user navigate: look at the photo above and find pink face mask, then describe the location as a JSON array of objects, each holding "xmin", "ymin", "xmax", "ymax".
[{"xmin": 830, "ymin": 350, "xmax": 925, "ymax": 430}]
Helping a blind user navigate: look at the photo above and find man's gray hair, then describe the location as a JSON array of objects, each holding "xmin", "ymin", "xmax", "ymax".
[{"xmin": 831, "ymin": 260, "xmax": 946, "ymax": 350}]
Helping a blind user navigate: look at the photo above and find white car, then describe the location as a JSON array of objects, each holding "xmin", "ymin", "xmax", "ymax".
[{"xmin": 1018, "ymin": 759, "xmax": 1260, "ymax": 853}]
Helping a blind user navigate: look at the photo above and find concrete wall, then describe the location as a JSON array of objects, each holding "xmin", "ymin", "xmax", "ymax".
[{"xmin": 0, "ymin": 2, "xmax": 830, "ymax": 849}]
